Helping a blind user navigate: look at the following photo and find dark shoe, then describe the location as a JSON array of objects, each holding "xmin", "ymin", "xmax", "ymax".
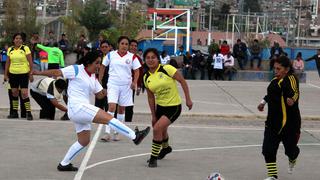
[
  {"xmin": 57, "ymin": 163, "xmax": 78, "ymax": 171},
  {"xmin": 21, "ymin": 113, "xmax": 26, "ymax": 118},
  {"xmin": 26, "ymin": 112, "xmax": 33, "ymax": 121},
  {"xmin": 60, "ymin": 113, "xmax": 70, "ymax": 121},
  {"xmin": 147, "ymin": 157, "xmax": 157, "ymax": 168},
  {"xmin": 7, "ymin": 111, "xmax": 18, "ymax": 119},
  {"xmin": 133, "ymin": 126, "xmax": 150, "ymax": 145},
  {"xmin": 158, "ymin": 146, "xmax": 172, "ymax": 160}
]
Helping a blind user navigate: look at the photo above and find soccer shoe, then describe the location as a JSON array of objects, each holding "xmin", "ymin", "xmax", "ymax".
[
  {"xmin": 158, "ymin": 146, "xmax": 172, "ymax": 160},
  {"xmin": 133, "ymin": 126, "xmax": 150, "ymax": 145},
  {"xmin": 57, "ymin": 163, "xmax": 78, "ymax": 171},
  {"xmin": 113, "ymin": 132, "xmax": 120, "ymax": 141},
  {"xmin": 288, "ymin": 160, "xmax": 296, "ymax": 174},
  {"xmin": 147, "ymin": 157, "xmax": 157, "ymax": 168},
  {"xmin": 7, "ymin": 111, "xmax": 18, "ymax": 119},
  {"xmin": 26, "ymin": 112, "xmax": 33, "ymax": 121},
  {"xmin": 264, "ymin": 177, "xmax": 277, "ymax": 180}
]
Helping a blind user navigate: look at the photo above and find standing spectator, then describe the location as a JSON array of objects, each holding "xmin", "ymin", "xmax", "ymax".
[
  {"xmin": 175, "ymin": 45, "xmax": 186, "ymax": 56},
  {"xmin": 213, "ymin": 50, "xmax": 224, "ymax": 80},
  {"xmin": 30, "ymin": 78, "xmax": 68, "ymax": 120},
  {"xmin": 220, "ymin": 40, "xmax": 230, "ymax": 56},
  {"xmin": 99, "ymin": 36, "xmax": 141, "ymax": 141},
  {"xmin": 58, "ymin": 34, "xmax": 69, "ymax": 55},
  {"xmin": 4, "ymin": 33, "xmax": 34, "ymax": 120},
  {"xmin": 39, "ymin": 49, "xmax": 48, "ymax": 71},
  {"xmin": 93, "ymin": 34, "xmax": 105, "ymax": 50},
  {"xmin": 160, "ymin": 50, "xmax": 170, "ymax": 65},
  {"xmin": 250, "ymin": 39, "xmax": 262, "ymax": 70},
  {"xmin": 76, "ymin": 34, "xmax": 87, "ymax": 61},
  {"xmin": 224, "ymin": 52, "xmax": 235, "ymax": 81},
  {"xmin": 36, "ymin": 43, "xmax": 64, "ymax": 70},
  {"xmin": 257, "ymin": 56, "xmax": 301, "ymax": 180},
  {"xmin": 47, "ymin": 31, "xmax": 56, "ymax": 47},
  {"xmin": 233, "ymin": 39, "xmax": 247, "ymax": 70},
  {"xmin": 292, "ymin": 52, "xmax": 304, "ymax": 78},
  {"xmin": 0, "ymin": 44, "xmax": 8, "ymax": 70},
  {"xmin": 182, "ymin": 52, "xmax": 192, "ymax": 79},
  {"xmin": 125, "ymin": 39, "xmax": 144, "ymax": 123},
  {"xmin": 207, "ymin": 52, "xmax": 214, "ymax": 80},
  {"xmin": 305, "ymin": 49, "xmax": 320, "ymax": 78},
  {"xmin": 191, "ymin": 50, "xmax": 205, "ymax": 80}
]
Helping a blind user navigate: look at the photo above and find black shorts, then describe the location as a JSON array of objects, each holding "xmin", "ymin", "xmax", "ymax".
[
  {"xmin": 156, "ymin": 104, "xmax": 182, "ymax": 123},
  {"xmin": 9, "ymin": 73, "xmax": 29, "ymax": 89}
]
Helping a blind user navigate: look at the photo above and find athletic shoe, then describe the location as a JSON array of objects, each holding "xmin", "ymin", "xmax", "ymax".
[
  {"xmin": 7, "ymin": 111, "xmax": 18, "ymax": 119},
  {"xmin": 26, "ymin": 112, "xmax": 33, "ymax": 121},
  {"xmin": 264, "ymin": 177, "xmax": 277, "ymax": 180},
  {"xmin": 57, "ymin": 163, "xmax": 78, "ymax": 171},
  {"xmin": 113, "ymin": 132, "xmax": 120, "ymax": 141},
  {"xmin": 288, "ymin": 159, "xmax": 296, "ymax": 174},
  {"xmin": 158, "ymin": 146, "xmax": 172, "ymax": 160},
  {"xmin": 100, "ymin": 134, "xmax": 111, "ymax": 142},
  {"xmin": 148, "ymin": 157, "xmax": 157, "ymax": 168},
  {"xmin": 133, "ymin": 126, "xmax": 150, "ymax": 145}
]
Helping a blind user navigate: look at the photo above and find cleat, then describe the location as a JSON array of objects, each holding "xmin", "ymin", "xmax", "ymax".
[
  {"xmin": 26, "ymin": 112, "xmax": 33, "ymax": 121},
  {"xmin": 147, "ymin": 157, "xmax": 157, "ymax": 168},
  {"xmin": 7, "ymin": 111, "xmax": 18, "ymax": 119},
  {"xmin": 133, "ymin": 127, "xmax": 150, "ymax": 145},
  {"xmin": 134, "ymin": 126, "xmax": 139, "ymax": 133},
  {"xmin": 288, "ymin": 160, "xmax": 296, "ymax": 174},
  {"xmin": 264, "ymin": 177, "xmax": 277, "ymax": 180},
  {"xmin": 57, "ymin": 163, "xmax": 78, "ymax": 171},
  {"xmin": 158, "ymin": 146, "xmax": 172, "ymax": 160}
]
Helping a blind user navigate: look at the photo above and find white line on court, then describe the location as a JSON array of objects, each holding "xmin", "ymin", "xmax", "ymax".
[
  {"xmin": 308, "ymin": 83, "xmax": 320, "ymax": 89},
  {"xmin": 85, "ymin": 143, "xmax": 320, "ymax": 171},
  {"xmin": 74, "ymin": 124, "xmax": 103, "ymax": 180}
]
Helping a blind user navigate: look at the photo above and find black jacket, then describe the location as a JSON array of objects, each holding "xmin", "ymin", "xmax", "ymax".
[{"xmin": 305, "ymin": 54, "xmax": 320, "ymax": 69}]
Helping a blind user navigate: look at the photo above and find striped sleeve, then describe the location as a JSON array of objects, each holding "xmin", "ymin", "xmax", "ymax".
[{"xmin": 285, "ymin": 75, "xmax": 299, "ymax": 102}]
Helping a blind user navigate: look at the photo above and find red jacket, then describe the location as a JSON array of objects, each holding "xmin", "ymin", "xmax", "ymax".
[{"xmin": 220, "ymin": 45, "xmax": 230, "ymax": 56}]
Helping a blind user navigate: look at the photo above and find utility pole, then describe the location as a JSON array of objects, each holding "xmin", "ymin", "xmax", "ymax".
[
  {"xmin": 296, "ymin": 0, "xmax": 302, "ymax": 46},
  {"xmin": 42, "ymin": 0, "xmax": 47, "ymax": 43}
]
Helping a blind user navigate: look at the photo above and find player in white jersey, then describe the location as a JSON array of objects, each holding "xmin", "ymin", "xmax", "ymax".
[
  {"xmin": 32, "ymin": 51, "xmax": 149, "ymax": 171},
  {"xmin": 99, "ymin": 36, "xmax": 141, "ymax": 141}
]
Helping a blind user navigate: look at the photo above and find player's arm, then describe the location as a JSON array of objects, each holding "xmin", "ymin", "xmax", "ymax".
[
  {"xmin": 146, "ymin": 88, "xmax": 157, "ymax": 126},
  {"xmin": 173, "ymin": 70, "xmax": 193, "ymax": 110},
  {"xmin": 50, "ymin": 98, "xmax": 67, "ymax": 112},
  {"xmin": 283, "ymin": 75, "xmax": 299, "ymax": 106},
  {"xmin": 32, "ymin": 69, "xmax": 63, "ymax": 77},
  {"xmin": 131, "ymin": 68, "xmax": 139, "ymax": 90},
  {"xmin": 4, "ymin": 56, "xmax": 10, "ymax": 81},
  {"xmin": 26, "ymin": 52, "xmax": 34, "ymax": 82},
  {"xmin": 95, "ymin": 89, "xmax": 106, "ymax": 99}
]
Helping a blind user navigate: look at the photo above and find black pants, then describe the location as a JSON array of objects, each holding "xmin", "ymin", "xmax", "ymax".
[
  {"xmin": 207, "ymin": 67, "xmax": 213, "ymax": 80},
  {"xmin": 125, "ymin": 90, "xmax": 135, "ymax": 122},
  {"xmin": 48, "ymin": 63, "xmax": 60, "ymax": 70},
  {"xmin": 30, "ymin": 89, "xmax": 55, "ymax": 120},
  {"xmin": 262, "ymin": 126, "xmax": 300, "ymax": 163},
  {"xmin": 95, "ymin": 96, "xmax": 108, "ymax": 111},
  {"xmin": 213, "ymin": 69, "xmax": 224, "ymax": 80}
]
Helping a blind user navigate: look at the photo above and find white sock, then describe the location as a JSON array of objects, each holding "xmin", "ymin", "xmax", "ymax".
[
  {"xmin": 105, "ymin": 111, "xmax": 115, "ymax": 134},
  {"xmin": 108, "ymin": 118, "xmax": 136, "ymax": 140},
  {"xmin": 60, "ymin": 141, "xmax": 84, "ymax": 166},
  {"xmin": 117, "ymin": 114, "xmax": 125, "ymax": 122}
]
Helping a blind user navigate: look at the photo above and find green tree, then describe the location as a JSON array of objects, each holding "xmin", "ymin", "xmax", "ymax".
[
  {"xmin": 244, "ymin": 0, "xmax": 261, "ymax": 13},
  {"xmin": 2, "ymin": 0, "xmax": 21, "ymax": 44},
  {"xmin": 21, "ymin": 0, "xmax": 41, "ymax": 40},
  {"xmin": 75, "ymin": 0, "xmax": 112, "ymax": 41}
]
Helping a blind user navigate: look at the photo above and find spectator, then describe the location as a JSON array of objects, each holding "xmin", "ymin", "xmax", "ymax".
[
  {"xmin": 270, "ymin": 42, "xmax": 284, "ymax": 60},
  {"xmin": 47, "ymin": 31, "xmax": 56, "ymax": 47},
  {"xmin": 207, "ymin": 51, "xmax": 214, "ymax": 80},
  {"xmin": 250, "ymin": 39, "xmax": 262, "ymax": 70},
  {"xmin": 233, "ymin": 39, "xmax": 247, "ymax": 70},
  {"xmin": 0, "ymin": 44, "xmax": 9, "ymax": 70},
  {"xmin": 192, "ymin": 50, "xmax": 205, "ymax": 80},
  {"xmin": 39, "ymin": 50, "xmax": 48, "ymax": 71},
  {"xmin": 220, "ymin": 40, "xmax": 230, "ymax": 56},
  {"xmin": 175, "ymin": 45, "xmax": 186, "ymax": 56},
  {"xmin": 160, "ymin": 50, "xmax": 170, "ymax": 65},
  {"xmin": 76, "ymin": 34, "xmax": 87, "ymax": 61},
  {"xmin": 58, "ymin": 33, "xmax": 69, "ymax": 55},
  {"xmin": 182, "ymin": 52, "xmax": 192, "ymax": 79},
  {"xmin": 213, "ymin": 50, "xmax": 224, "ymax": 80},
  {"xmin": 293, "ymin": 52, "xmax": 304, "ymax": 77},
  {"xmin": 30, "ymin": 32, "xmax": 41, "ymax": 62},
  {"xmin": 224, "ymin": 52, "xmax": 236, "ymax": 81},
  {"xmin": 36, "ymin": 43, "xmax": 64, "ymax": 70},
  {"xmin": 305, "ymin": 49, "xmax": 320, "ymax": 78}
]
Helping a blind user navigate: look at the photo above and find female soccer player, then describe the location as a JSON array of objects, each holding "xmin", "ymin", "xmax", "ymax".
[
  {"xmin": 143, "ymin": 48, "xmax": 193, "ymax": 167},
  {"xmin": 33, "ymin": 51, "xmax": 149, "ymax": 171},
  {"xmin": 257, "ymin": 56, "xmax": 301, "ymax": 180}
]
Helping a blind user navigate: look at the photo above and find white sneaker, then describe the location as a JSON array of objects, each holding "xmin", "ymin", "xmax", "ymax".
[
  {"xmin": 113, "ymin": 132, "xmax": 120, "ymax": 141},
  {"xmin": 288, "ymin": 160, "xmax": 296, "ymax": 174},
  {"xmin": 264, "ymin": 177, "xmax": 277, "ymax": 180}
]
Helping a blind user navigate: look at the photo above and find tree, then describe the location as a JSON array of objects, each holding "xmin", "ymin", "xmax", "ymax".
[
  {"xmin": 244, "ymin": 0, "xmax": 262, "ymax": 13},
  {"xmin": 2, "ymin": 0, "xmax": 21, "ymax": 44},
  {"xmin": 21, "ymin": 0, "xmax": 41, "ymax": 40},
  {"xmin": 75, "ymin": 0, "xmax": 112, "ymax": 41}
]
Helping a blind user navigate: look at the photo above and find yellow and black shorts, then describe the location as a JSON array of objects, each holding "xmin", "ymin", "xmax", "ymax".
[{"xmin": 156, "ymin": 104, "xmax": 181, "ymax": 123}]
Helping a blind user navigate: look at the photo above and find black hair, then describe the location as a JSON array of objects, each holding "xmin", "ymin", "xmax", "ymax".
[
  {"xmin": 296, "ymin": 52, "xmax": 302, "ymax": 58},
  {"xmin": 77, "ymin": 50, "xmax": 101, "ymax": 67},
  {"xmin": 130, "ymin": 39, "xmax": 138, "ymax": 45},
  {"xmin": 274, "ymin": 56, "xmax": 294, "ymax": 74},
  {"xmin": 100, "ymin": 40, "xmax": 109, "ymax": 47},
  {"xmin": 143, "ymin": 48, "xmax": 160, "ymax": 62},
  {"xmin": 117, "ymin": 36, "xmax": 130, "ymax": 44},
  {"xmin": 55, "ymin": 79, "xmax": 67, "ymax": 90},
  {"xmin": 169, "ymin": 59, "xmax": 179, "ymax": 68},
  {"xmin": 12, "ymin": 33, "xmax": 25, "ymax": 42}
]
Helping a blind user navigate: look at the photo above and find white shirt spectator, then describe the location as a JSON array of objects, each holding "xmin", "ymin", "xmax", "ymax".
[
  {"xmin": 224, "ymin": 54, "xmax": 235, "ymax": 67},
  {"xmin": 213, "ymin": 53, "xmax": 224, "ymax": 69},
  {"xmin": 102, "ymin": 50, "xmax": 141, "ymax": 86},
  {"xmin": 160, "ymin": 55, "xmax": 170, "ymax": 65}
]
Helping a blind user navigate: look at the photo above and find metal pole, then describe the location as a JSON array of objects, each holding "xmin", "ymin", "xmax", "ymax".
[
  {"xmin": 232, "ymin": 15, "xmax": 235, "ymax": 47},
  {"xmin": 209, "ymin": 7, "xmax": 212, "ymax": 32},
  {"xmin": 226, "ymin": 14, "xmax": 229, "ymax": 41},
  {"xmin": 42, "ymin": 0, "xmax": 47, "ymax": 43},
  {"xmin": 186, "ymin": 9, "xmax": 190, "ymax": 52},
  {"xmin": 297, "ymin": 0, "xmax": 302, "ymax": 46},
  {"xmin": 66, "ymin": 0, "xmax": 69, "ymax": 16}
]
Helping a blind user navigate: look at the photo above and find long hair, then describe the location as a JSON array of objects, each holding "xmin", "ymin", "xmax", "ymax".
[
  {"xmin": 76, "ymin": 50, "xmax": 101, "ymax": 67},
  {"xmin": 275, "ymin": 55, "xmax": 294, "ymax": 75}
]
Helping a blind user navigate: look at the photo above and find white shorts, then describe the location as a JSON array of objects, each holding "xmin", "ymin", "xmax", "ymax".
[
  {"xmin": 68, "ymin": 103, "xmax": 100, "ymax": 133},
  {"xmin": 107, "ymin": 83, "xmax": 133, "ymax": 106}
]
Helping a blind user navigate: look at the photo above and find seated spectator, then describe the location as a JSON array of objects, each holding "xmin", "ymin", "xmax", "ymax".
[
  {"xmin": 224, "ymin": 52, "xmax": 236, "ymax": 81},
  {"xmin": 160, "ymin": 50, "xmax": 170, "ymax": 64},
  {"xmin": 293, "ymin": 52, "xmax": 304, "ymax": 78}
]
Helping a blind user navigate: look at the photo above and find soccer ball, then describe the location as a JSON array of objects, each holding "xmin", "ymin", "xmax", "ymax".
[{"xmin": 207, "ymin": 172, "xmax": 225, "ymax": 180}]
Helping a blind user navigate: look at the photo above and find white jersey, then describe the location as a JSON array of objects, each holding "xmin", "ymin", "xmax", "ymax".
[
  {"xmin": 61, "ymin": 64, "xmax": 103, "ymax": 107},
  {"xmin": 102, "ymin": 50, "xmax": 141, "ymax": 86},
  {"xmin": 213, "ymin": 53, "xmax": 224, "ymax": 69},
  {"xmin": 223, "ymin": 55, "xmax": 234, "ymax": 67}
]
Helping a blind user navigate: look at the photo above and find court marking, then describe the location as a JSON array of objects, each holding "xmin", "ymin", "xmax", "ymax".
[
  {"xmin": 308, "ymin": 83, "xmax": 320, "ymax": 89},
  {"xmin": 84, "ymin": 143, "xmax": 320, "ymax": 171}
]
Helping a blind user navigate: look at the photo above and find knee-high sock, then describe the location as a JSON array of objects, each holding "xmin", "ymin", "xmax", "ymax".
[
  {"xmin": 266, "ymin": 162, "xmax": 278, "ymax": 178},
  {"xmin": 105, "ymin": 111, "xmax": 115, "ymax": 134},
  {"xmin": 117, "ymin": 114, "xmax": 125, "ymax": 122},
  {"xmin": 60, "ymin": 141, "xmax": 84, "ymax": 166},
  {"xmin": 12, "ymin": 96, "xmax": 19, "ymax": 111},
  {"xmin": 162, "ymin": 137, "xmax": 169, "ymax": 148},
  {"xmin": 151, "ymin": 140, "xmax": 162, "ymax": 158},
  {"xmin": 108, "ymin": 118, "xmax": 136, "ymax": 139},
  {"xmin": 23, "ymin": 97, "xmax": 31, "ymax": 112}
]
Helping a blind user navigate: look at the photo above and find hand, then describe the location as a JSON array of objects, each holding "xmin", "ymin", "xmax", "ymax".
[
  {"xmin": 257, "ymin": 103, "xmax": 265, "ymax": 111},
  {"xmin": 3, "ymin": 75, "xmax": 8, "ymax": 82},
  {"xmin": 186, "ymin": 99, "xmax": 193, "ymax": 110},
  {"xmin": 130, "ymin": 82, "xmax": 137, "ymax": 90},
  {"xmin": 29, "ymin": 74, "xmax": 34, "ymax": 82},
  {"xmin": 32, "ymin": 70, "xmax": 41, "ymax": 75},
  {"xmin": 287, "ymin": 98, "xmax": 294, "ymax": 106},
  {"xmin": 136, "ymin": 87, "xmax": 141, "ymax": 96},
  {"xmin": 101, "ymin": 89, "xmax": 107, "ymax": 97}
]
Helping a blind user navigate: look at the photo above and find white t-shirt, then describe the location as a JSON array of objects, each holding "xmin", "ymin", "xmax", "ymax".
[
  {"xmin": 213, "ymin": 53, "xmax": 224, "ymax": 69},
  {"xmin": 223, "ymin": 55, "xmax": 234, "ymax": 67},
  {"xmin": 61, "ymin": 64, "xmax": 103, "ymax": 107},
  {"xmin": 102, "ymin": 50, "xmax": 141, "ymax": 86},
  {"xmin": 160, "ymin": 55, "xmax": 170, "ymax": 65}
]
